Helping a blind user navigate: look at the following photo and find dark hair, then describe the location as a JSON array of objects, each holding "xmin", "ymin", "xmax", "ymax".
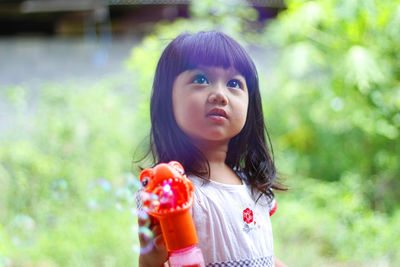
[{"xmin": 148, "ymin": 31, "xmax": 285, "ymax": 200}]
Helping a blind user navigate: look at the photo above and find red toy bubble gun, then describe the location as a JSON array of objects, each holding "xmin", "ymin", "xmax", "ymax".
[{"xmin": 140, "ymin": 161, "xmax": 205, "ymax": 267}]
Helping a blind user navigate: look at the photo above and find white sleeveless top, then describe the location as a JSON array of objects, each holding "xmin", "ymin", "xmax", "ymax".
[{"xmin": 189, "ymin": 175, "xmax": 276, "ymax": 267}]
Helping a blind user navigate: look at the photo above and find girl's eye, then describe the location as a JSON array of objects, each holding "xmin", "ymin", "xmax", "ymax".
[
  {"xmin": 227, "ymin": 79, "xmax": 242, "ymax": 89},
  {"xmin": 192, "ymin": 74, "xmax": 209, "ymax": 84}
]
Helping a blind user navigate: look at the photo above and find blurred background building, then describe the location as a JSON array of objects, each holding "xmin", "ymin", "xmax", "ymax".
[
  {"xmin": 0, "ymin": 0, "xmax": 284, "ymax": 36},
  {"xmin": 0, "ymin": 0, "xmax": 284, "ymax": 84}
]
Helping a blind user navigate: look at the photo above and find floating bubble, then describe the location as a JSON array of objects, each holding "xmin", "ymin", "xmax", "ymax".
[
  {"xmin": 131, "ymin": 223, "xmax": 140, "ymax": 253},
  {"xmin": 119, "ymin": 173, "xmax": 142, "ymax": 213},
  {"xmin": 139, "ymin": 226, "xmax": 154, "ymax": 240},
  {"xmin": 124, "ymin": 174, "xmax": 141, "ymax": 194},
  {"xmin": 9, "ymin": 214, "xmax": 36, "ymax": 247},
  {"xmin": 49, "ymin": 178, "xmax": 69, "ymax": 201},
  {"xmin": 131, "ymin": 244, "xmax": 141, "ymax": 255},
  {"xmin": 150, "ymin": 194, "xmax": 160, "ymax": 209},
  {"xmin": 139, "ymin": 191, "xmax": 161, "ymax": 213},
  {"xmin": 136, "ymin": 210, "xmax": 149, "ymax": 221},
  {"xmin": 136, "ymin": 210, "xmax": 151, "ymax": 228},
  {"xmin": 115, "ymin": 187, "xmax": 134, "ymax": 211},
  {"xmin": 330, "ymin": 97, "xmax": 344, "ymax": 111},
  {"xmin": 138, "ymin": 226, "xmax": 154, "ymax": 254},
  {"xmin": 86, "ymin": 178, "xmax": 112, "ymax": 210}
]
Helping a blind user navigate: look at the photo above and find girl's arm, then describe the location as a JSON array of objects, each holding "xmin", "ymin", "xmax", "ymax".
[
  {"xmin": 138, "ymin": 217, "xmax": 168, "ymax": 267},
  {"xmin": 275, "ymin": 256, "xmax": 288, "ymax": 267}
]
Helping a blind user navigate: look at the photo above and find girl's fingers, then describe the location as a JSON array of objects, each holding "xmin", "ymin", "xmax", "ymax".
[
  {"xmin": 138, "ymin": 228, "xmax": 152, "ymax": 245},
  {"xmin": 150, "ymin": 215, "xmax": 158, "ymax": 226},
  {"xmin": 138, "ymin": 216, "xmax": 147, "ymax": 227},
  {"xmin": 138, "ymin": 218, "xmax": 164, "ymax": 248},
  {"xmin": 137, "ymin": 212, "xmax": 151, "ymax": 226},
  {"xmin": 151, "ymin": 224, "xmax": 162, "ymax": 236},
  {"xmin": 136, "ymin": 213, "xmax": 165, "ymax": 252},
  {"xmin": 138, "ymin": 213, "xmax": 159, "ymax": 228},
  {"xmin": 154, "ymin": 234, "xmax": 166, "ymax": 250},
  {"xmin": 138, "ymin": 228, "xmax": 165, "ymax": 251}
]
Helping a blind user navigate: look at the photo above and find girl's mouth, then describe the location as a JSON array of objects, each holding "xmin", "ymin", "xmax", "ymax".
[{"xmin": 206, "ymin": 108, "xmax": 228, "ymax": 119}]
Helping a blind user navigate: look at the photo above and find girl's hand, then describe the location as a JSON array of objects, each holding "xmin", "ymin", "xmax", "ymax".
[{"xmin": 138, "ymin": 215, "xmax": 168, "ymax": 267}]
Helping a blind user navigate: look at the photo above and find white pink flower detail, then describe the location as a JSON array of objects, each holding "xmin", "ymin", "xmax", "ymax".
[{"xmin": 243, "ymin": 208, "xmax": 254, "ymax": 224}]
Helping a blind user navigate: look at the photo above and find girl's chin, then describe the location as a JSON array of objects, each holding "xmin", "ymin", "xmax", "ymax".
[{"xmin": 188, "ymin": 134, "xmax": 235, "ymax": 145}]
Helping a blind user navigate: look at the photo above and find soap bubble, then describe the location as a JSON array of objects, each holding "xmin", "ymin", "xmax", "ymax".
[
  {"xmin": 136, "ymin": 210, "xmax": 151, "ymax": 228},
  {"xmin": 330, "ymin": 97, "xmax": 344, "ymax": 111},
  {"xmin": 115, "ymin": 187, "xmax": 134, "ymax": 212},
  {"xmin": 114, "ymin": 172, "xmax": 141, "ymax": 212},
  {"xmin": 131, "ymin": 244, "xmax": 141, "ymax": 255},
  {"xmin": 123, "ymin": 173, "xmax": 141, "ymax": 194},
  {"xmin": 131, "ymin": 224, "xmax": 140, "ymax": 253},
  {"xmin": 86, "ymin": 178, "xmax": 112, "ymax": 210},
  {"xmin": 9, "ymin": 214, "xmax": 36, "ymax": 247},
  {"xmin": 132, "ymin": 210, "xmax": 155, "ymax": 255},
  {"xmin": 49, "ymin": 178, "xmax": 69, "ymax": 201},
  {"xmin": 139, "ymin": 191, "xmax": 160, "ymax": 212},
  {"xmin": 137, "ymin": 210, "xmax": 149, "ymax": 221},
  {"xmin": 138, "ymin": 226, "xmax": 154, "ymax": 254}
]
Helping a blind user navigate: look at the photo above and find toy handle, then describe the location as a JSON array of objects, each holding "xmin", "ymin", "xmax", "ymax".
[
  {"xmin": 159, "ymin": 210, "xmax": 198, "ymax": 251},
  {"xmin": 168, "ymin": 245, "xmax": 205, "ymax": 267}
]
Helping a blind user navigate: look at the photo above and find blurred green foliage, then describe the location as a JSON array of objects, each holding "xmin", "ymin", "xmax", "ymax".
[
  {"xmin": 1, "ymin": 0, "xmax": 399, "ymax": 266},
  {"xmin": 262, "ymin": 0, "xmax": 400, "ymax": 264},
  {"xmin": 0, "ymin": 78, "xmax": 141, "ymax": 266},
  {"xmin": 262, "ymin": 0, "xmax": 400, "ymax": 213}
]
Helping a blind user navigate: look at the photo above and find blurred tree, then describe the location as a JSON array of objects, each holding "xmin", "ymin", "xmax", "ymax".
[{"xmin": 262, "ymin": 0, "xmax": 400, "ymax": 213}]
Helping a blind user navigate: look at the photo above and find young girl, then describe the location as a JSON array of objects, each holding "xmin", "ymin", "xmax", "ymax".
[{"xmin": 137, "ymin": 31, "xmax": 287, "ymax": 267}]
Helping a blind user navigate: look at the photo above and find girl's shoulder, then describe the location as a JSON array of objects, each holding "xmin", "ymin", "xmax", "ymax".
[
  {"xmin": 234, "ymin": 170, "xmax": 249, "ymax": 184},
  {"xmin": 234, "ymin": 170, "xmax": 277, "ymax": 215}
]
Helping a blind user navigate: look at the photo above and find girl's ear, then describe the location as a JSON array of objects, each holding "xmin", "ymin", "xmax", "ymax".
[{"xmin": 168, "ymin": 161, "xmax": 185, "ymax": 175}]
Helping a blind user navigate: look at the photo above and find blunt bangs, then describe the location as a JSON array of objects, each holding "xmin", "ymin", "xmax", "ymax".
[{"xmin": 173, "ymin": 31, "xmax": 257, "ymax": 89}]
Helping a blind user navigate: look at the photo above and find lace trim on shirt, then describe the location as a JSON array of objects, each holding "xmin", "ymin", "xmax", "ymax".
[{"xmin": 206, "ymin": 256, "xmax": 274, "ymax": 267}]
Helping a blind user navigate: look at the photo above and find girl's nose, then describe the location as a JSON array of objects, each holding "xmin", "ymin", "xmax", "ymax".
[
  {"xmin": 208, "ymin": 91, "xmax": 228, "ymax": 105},
  {"xmin": 208, "ymin": 83, "xmax": 228, "ymax": 105}
]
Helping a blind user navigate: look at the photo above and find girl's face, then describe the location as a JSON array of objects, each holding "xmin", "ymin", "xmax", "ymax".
[{"xmin": 172, "ymin": 66, "xmax": 249, "ymax": 147}]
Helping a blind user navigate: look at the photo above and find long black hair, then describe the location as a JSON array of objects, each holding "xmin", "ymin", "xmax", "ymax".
[{"xmin": 147, "ymin": 31, "xmax": 285, "ymax": 200}]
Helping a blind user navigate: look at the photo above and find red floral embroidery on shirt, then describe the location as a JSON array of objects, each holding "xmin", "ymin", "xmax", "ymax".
[{"xmin": 243, "ymin": 208, "xmax": 254, "ymax": 224}]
